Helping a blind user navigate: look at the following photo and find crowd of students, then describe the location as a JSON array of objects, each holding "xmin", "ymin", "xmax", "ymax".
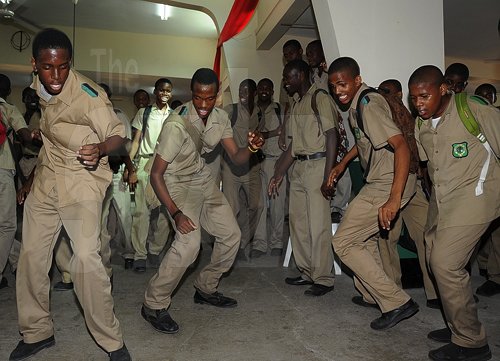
[{"xmin": 0, "ymin": 27, "xmax": 499, "ymax": 361}]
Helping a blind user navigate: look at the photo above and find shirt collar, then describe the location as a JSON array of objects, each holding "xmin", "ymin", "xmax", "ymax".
[{"xmin": 33, "ymin": 68, "xmax": 77, "ymax": 107}]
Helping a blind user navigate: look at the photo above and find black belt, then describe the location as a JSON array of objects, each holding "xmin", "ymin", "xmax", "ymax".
[
  {"xmin": 295, "ymin": 152, "xmax": 326, "ymax": 161},
  {"xmin": 23, "ymin": 154, "xmax": 38, "ymax": 159}
]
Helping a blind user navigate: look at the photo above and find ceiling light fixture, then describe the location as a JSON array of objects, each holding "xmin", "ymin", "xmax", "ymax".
[
  {"xmin": 158, "ymin": 4, "xmax": 171, "ymax": 21},
  {"xmin": 0, "ymin": 8, "xmax": 13, "ymax": 18}
]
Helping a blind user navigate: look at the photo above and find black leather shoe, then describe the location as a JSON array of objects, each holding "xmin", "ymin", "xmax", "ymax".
[
  {"xmin": 426, "ymin": 298, "xmax": 442, "ymax": 309},
  {"xmin": 109, "ymin": 344, "xmax": 131, "ymax": 361},
  {"xmin": 9, "ymin": 336, "xmax": 55, "ymax": 361},
  {"xmin": 194, "ymin": 289, "xmax": 237, "ymax": 308},
  {"xmin": 141, "ymin": 305, "xmax": 179, "ymax": 334},
  {"xmin": 124, "ymin": 258, "xmax": 134, "ymax": 270},
  {"xmin": 134, "ymin": 259, "xmax": 146, "ymax": 273},
  {"xmin": 352, "ymin": 296, "xmax": 378, "ymax": 309},
  {"xmin": 270, "ymin": 248, "xmax": 283, "ymax": 257},
  {"xmin": 476, "ymin": 280, "xmax": 500, "ymax": 297},
  {"xmin": 53, "ymin": 281, "xmax": 74, "ymax": 291},
  {"xmin": 0, "ymin": 276, "xmax": 8, "ymax": 289},
  {"xmin": 236, "ymin": 249, "xmax": 248, "ymax": 262},
  {"xmin": 249, "ymin": 249, "xmax": 266, "ymax": 259},
  {"xmin": 304, "ymin": 284, "xmax": 334, "ymax": 296},
  {"xmin": 428, "ymin": 328, "xmax": 452, "ymax": 343},
  {"xmin": 370, "ymin": 299, "xmax": 419, "ymax": 330},
  {"xmin": 429, "ymin": 342, "xmax": 491, "ymax": 361},
  {"xmin": 285, "ymin": 276, "xmax": 313, "ymax": 286}
]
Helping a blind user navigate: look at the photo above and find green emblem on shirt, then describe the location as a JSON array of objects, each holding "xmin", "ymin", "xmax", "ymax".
[
  {"xmin": 452, "ymin": 142, "xmax": 468, "ymax": 158},
  {"xmin": 81, "ymin": 83, "xmax": 98, "ymax": 97},
  {"xmin": 354, "ymin": 127, "xmax": 361, "ymax": 140}
]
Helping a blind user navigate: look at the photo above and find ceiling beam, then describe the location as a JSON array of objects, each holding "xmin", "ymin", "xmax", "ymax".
[{"xmin": 256, "ymin": 0, "xmax": 310, "ymax": 50}]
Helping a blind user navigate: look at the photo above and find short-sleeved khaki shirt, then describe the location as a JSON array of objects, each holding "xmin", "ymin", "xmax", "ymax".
[
  {"xmin": 311, "ymin": 68, "xmax": 329, "ymax": 92},
  {"xmin": 259, "ymin": 102, "xmax": 282, "ymax": 157},
  {"xmin": 224, "ymin": 103, "xmax": 259, "ymax": 148},
  {"xmin": 0, "ymin": 99, "xmax": 27, "ymax": 170},
  {"xmin": 223, "ymin": 103, "xmax": 261, "ymax": 175},
  {"xmin": 31, "ymin": 69, "xmax": 125, "ymax": 206},
  {"xmin": 22, "ymin": 111, "xmax": 42, "ymax": 157},
  {"xmin": 131, "ymin": 104, "xmax": 171, "ymax": 156},
  {"xmin": 289, "ymin": 83, "xmax": 338, "ymax": 156},
  {"xmin": 349, "ymin": 83, "xmax": 410, "ymax": 195},
  {"xmin": 155, "ymin": 101, "xmax": 232, "ymax": 177},
  {"xmin": 415, "ymin": 95, "xmax": 500, "ymax": 228}
]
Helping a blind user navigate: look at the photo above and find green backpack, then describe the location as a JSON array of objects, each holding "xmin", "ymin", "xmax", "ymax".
[
  {"xmin": 454, "ymin": 92, "xmax": 490, "ymax": 143},
  {"xmin": 418, "ymin": 92, "xmax": 489, "ymax": 142}
]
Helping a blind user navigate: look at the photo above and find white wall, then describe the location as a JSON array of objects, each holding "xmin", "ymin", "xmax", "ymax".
[
  {"xmin": 312, "ymin": 0, "xmax": 445, "ymax": 99},
  {"xmin": 221, "ymin": 14, "xmax": 316, "ymax": 104}
]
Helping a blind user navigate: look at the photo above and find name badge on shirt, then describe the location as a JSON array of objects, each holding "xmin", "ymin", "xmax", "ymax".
[{"xmin": 452, "ymin": 142, "xmax": 468, "ymax": 158}]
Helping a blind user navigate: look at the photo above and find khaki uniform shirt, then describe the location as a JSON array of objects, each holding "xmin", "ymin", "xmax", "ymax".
[
  {"xmin": 279, "ymin": 79, "xmax": 292, "ymax": 108},
  {"xmin": 131, "ymin": 104, "xmax": 171, "ymax": 156},
  {"xmin": 0, "ymin": 98, "xmax": 27, "ymax": 170},
  {"xmin": 311, "ymin": 68, "xmax": 329, "ymax": 92},
  {"xmin": 223, "ymin": 103, "xmax": 260, "ymax": 176},
  {"xmin": 415, "ymin": 96, "xmax": 500, "ymax": 228},
  {"xmin": 259, "ymin": 102, "xmax": 282, "ymax": 157},
  {"xmin": 350, "ymin": 83, "xmax": 415, "ymax": 197},
  {"xmin": 155, "ymin": 101, "xmax": 232, "ymax": 177},
  {"xmin": 31, "ymin": 69, "xmax": 125, "ymax": 206},
  {"xmin": 289, "ymin": 83, "xmax": 338, "ymax": 156},
  {"xmin": 22, "ymin": 111, "xmax": 42, "ymax": 157}
]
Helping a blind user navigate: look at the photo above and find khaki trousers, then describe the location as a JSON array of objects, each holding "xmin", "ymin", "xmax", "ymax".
[
  {"xmin": 426, "ymin": 222, "xmax": 491, "ymax": 348},
  {"xmin": 17, "ymin": 189, "xmax": 123, "ymax": 352},
  {"xmin": 476, "ymin": 219, "xmax": 500, "ymax": 283},
  {"xmin": 254, "ymin": 156, "xmax": 287, "ymax": 252},
  {"xmin": 221, "ymin": 162, "xmax": 263, "ymax": 250},
  {"xmin": 332, "ymin": 183, "xmax": 415, "ymax": 313},
  {"xmin": 330, "ymin": 167, "xmax": 352, "ymax": 214},
  {"xmin": 54, "ymin": 225, "xmax": 112, "ymax": 282},
  {"xmin": 0, "ymin": 169, "xmax": 16, "ymax": 277},
  {"xmin": 289, "ymin": 158, "xmax": 334, "ymax": 287},
  {"xmin": 101, "ymin": 167, "xmax": 134, "ymax": 260},
  {"xmin": 378, "ymin": 182, "xmax": 437, "ymax": 300},
  {"xmin": 144, "ymin": 168, "xmax": 240, "ymax": 309},
  {"xmin": 131, "ymin": 157, "xmax": 172, "ymax": 260}
]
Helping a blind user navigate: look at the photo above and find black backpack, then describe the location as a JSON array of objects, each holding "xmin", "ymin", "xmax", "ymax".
[{"xmin": 356, "ymin": 88, "xmax": 419, "ymax": 176}]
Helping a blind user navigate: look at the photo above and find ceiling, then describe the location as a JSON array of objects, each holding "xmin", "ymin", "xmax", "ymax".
[
  {"xmin": 1, "ymin": 0, "xmax": 218, "ymax": 38},
  {"xmin": 0, "ymin": 0, "xmax": 499, "ymax": 99}
]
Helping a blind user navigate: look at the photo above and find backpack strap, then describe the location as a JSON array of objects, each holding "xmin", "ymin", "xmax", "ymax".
[
  {"xmin": 455, "ymin": 93, "xmax": 496, "ymax": 196},
  {"xmin": 175, "ymin": 106, "xmax": 203, "ymax": 153},
  {"xmin": 230, "ymin": 103, "xmax": 238, "ymax": 127},
  {"xmin": 141, "ymin": 105, "xmax": 153, "ymax": 138},
  {"xmin": 0, "ymin": 110, "xmax": 6, "ymax": 146},
  {"xmin": 455, "ymin": 93, "xmax": 487, "ymax": 143},
  {"xmin": 275, "ymin": 103, "xmax": 282, "ymax": 125},
  {"xmin": 355, "ymin": 88, "xmax": 378, "ymax": 135},
  {"xmin": 311, "ymin": 88, "xmax": 329, "ymax": 136},
  {"xmin": 355, "ymin": 88, "xmax": 380, "ymax": 178},
  {"xmin": 255, "ymin": 108, "xmax": 264, "ymax": 132}
]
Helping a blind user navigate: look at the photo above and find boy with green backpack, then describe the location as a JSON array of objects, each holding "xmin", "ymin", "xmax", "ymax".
[{"xmin": 409, "ymin": 65, "xmax": 499, "ymax": 361}]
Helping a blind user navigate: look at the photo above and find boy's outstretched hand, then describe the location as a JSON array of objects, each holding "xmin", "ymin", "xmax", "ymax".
[
  {"xmin": 248, "ymin": 131, "xmax": 265, "ymax": 150},
  {"xmin": 327, "ymin": 163, "xmax": 346, "ymax": 188}
]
